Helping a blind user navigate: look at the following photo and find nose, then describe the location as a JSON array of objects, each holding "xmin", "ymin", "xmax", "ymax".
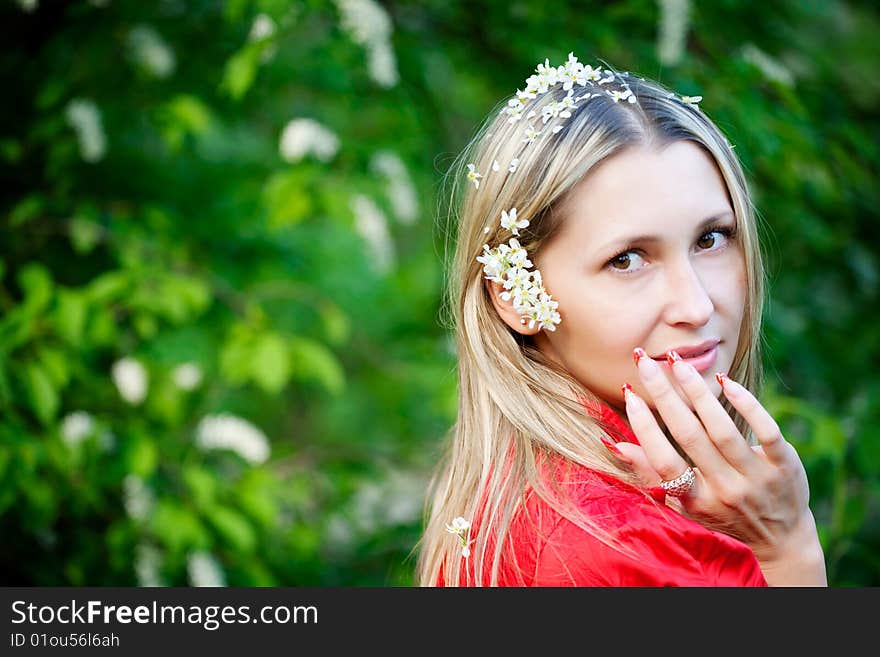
[{"xmin": 662, "ymin": 257, "xmax": 714, "ymax": 327}]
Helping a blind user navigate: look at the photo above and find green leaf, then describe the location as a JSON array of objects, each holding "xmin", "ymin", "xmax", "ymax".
[
  {"xmin": 206, "ymin": 506, "xmax": 257, "ymax": 554},
  {"xmin": 23, "ymin": 362, "xmax": 59, "ymax": 426},
  {"xmin": 9, "ymin": 195, "xmax": 44, "ymax": 227},
  {"xmin": 36, "ymin": 347, "xmax": 69, "ymax": 389},
  {"xmin": 183, "ymin": 466, "xmax": 218, "ymax": 510},
  {"xmin": 156, "ymin": 94, "xmax": 214, "ymax": 151},
  {"xmin": 318, "ymin": 300, "xmax": 351, "ymax": 346},
  {"xmin": 289, "ymin": 336, "xmax": 345, "ymax": 395},
  {"xmin": 263, "ymin": 171, "xmax": 314, "ymax": 229},
  {"xmin": 86, "ymin": 306, "xmax": 117, "ymax": 346},
  {"xmin": 122, "ymin": 435, "xmax": 159, "ymax": 478},
  {"xmin": 219, "ymin": 323, "xmax": 256, "ymax": 386},
  {"xmin": 86, "ymin": 270, "xmax": 129, "ymax": 303},
  {"xmin": 69, "ymin": 217, "xmax": 102, "ymax": 254},
  {"xmin": 151, "ymin": 501, "xmax": 209, "ymax": 555},
  {"xmin": 17, "ymin": 262, "xmax": 53, "ymax": 314},
  {"xmin": 220, "ymin": 45, "xmax": 261, "ymax": 100},
  {"xmin": 53, "ymin": 289, "xmax": 88, "ymax": 345},
  {"xmin": 251, "ymin": 332, "xmax": 291, "ymax": 393}
]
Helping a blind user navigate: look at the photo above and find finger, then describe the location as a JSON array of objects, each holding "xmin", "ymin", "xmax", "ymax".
[
  {"xmin": 614, "ymin": 441, "xmax": 663, "ymax": 487},
  {"xmin": 668, "ymin": 356, "xmax": 759, "ymax": 475},
  {"xmin": 634, "ymin": 349, "xmax": 730, "ymax": 481},
  {"xmin": 622, "ymin": 383, "xmax": 691, "ymax": 483},
  {"xmin": 717, "ymin": 374, "xmax": 790, "ymax": 464}
]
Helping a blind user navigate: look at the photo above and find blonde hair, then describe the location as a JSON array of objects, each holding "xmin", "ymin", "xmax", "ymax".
[{"xmin": 416, "ymin": 65, "xmax": 767, "ymax": 586}]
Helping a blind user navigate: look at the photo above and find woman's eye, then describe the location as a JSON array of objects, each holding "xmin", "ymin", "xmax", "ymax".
[
  {"xmin": 608, "ymin": 252, "xmax": 644, "ymax": 272},
  {"xmin": 696, "ymin": 229, "xmax": 730, "ymax": 250}
]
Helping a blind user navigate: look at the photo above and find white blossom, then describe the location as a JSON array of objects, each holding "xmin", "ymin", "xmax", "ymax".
[
  {"xmin": 741, "ymin": 43, "xmax": 795, "ymax": 87},
  {"xmin": 248, "ymin": 13, "xmax": 278, "ymax": 62},
  {"xmin": 370, "ymin": 151, "xmax": 418, "ymax": 224},
  {"xmin": 172, "ymin": 362, "xmax": 202, "ymax": 390},
  {"xmin": 112, "ymin": 357, "xmax": 148, "ymax": 405},
  {"xmin": 500, "ymin": 208, "xmax": 529, "ymax": 236},
  {"xmin": 195, "ymin": 414, "xmax": 270, "ymax": 465},
  {"xmin": 187, "ymin": 551, "xmax": 226, "ymax": 587},
  {"xmin": 127, "ymin": 24, "xmax": 176, "ymax": 79},
  {"xmin": 134, "ymin": 543, "xmax": 165, "ymax": 587},
  {"xmin": 351, "ymin": 194, "xmax": 395, "ymax": 273},
  {"xmin": 351, "ymin": 470, "xmax": 426, "ymax": 530},
  {"xmin": 367, "ymin": 40, "xmax": 399, "ymax": 88},
  {"xmin": 335, "ymin": 0, "xmax": 399, "ymax": 88},
  {"xmin": 279, "ymin": 118, "xmax": 340, "ymax": 163},
  {"xmin": 466, "ymin": 163, "xmax": 482, "ymax": 189},
  {"xmin": 445, "ymin": 517, "xmax": 470, "ymax": 534},
  {"xmin": 123, "ymin": 474, "xmax": 154, "ymax": 521},
  {"xmin": 60, "ymin": 411, "xmax": 94, "ymax": 447},
  {"xmin": 65, "ymin": 99, "xmax": 106, "ymax": 163},
  {"xmin": 445, "ymin": 516, "xmax": 473, "ymax": 558},
  {"xmin": 248, "ymin": 13, "xmax": 276, "ymax": 41},
  {"xmin": 657, "ymin": 0, "xmax": 691, "ymax": 67}
]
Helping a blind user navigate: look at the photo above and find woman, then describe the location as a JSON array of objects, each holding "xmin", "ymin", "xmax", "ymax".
[{"xmin": 417, "ymin": 54, "xmax": 827, "ymax": 586}]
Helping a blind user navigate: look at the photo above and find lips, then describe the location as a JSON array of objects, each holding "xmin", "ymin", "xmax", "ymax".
[{"xmin": 651, "ymin": 339, "xmax": 720, "ymax": 360}]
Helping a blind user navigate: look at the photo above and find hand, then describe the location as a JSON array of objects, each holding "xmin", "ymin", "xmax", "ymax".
[{"xmin": 613, "ymin": 347, "xmax": 827, "ymax": 586}]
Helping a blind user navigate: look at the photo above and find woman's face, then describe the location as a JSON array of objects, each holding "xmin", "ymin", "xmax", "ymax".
[{"xmin": 528, "ymin": 141, "xmax": 747, "ymax": 419}]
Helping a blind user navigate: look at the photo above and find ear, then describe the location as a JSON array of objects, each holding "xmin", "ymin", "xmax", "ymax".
[{"xmin": 485, "ymin": 279, "xmax": 542, "ymax": 336}]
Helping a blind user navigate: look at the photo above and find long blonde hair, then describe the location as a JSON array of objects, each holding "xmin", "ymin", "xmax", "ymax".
[{"xmin": 416, "ymin": 64, "xmax": 767, "ymax": 586}]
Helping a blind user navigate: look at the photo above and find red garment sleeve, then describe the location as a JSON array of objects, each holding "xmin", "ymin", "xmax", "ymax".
[{"xmin": 532, "ymin": 495, "xmax": 768, "ymax": 587}]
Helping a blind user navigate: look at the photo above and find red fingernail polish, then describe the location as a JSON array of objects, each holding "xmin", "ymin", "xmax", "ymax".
[
  {"xmin": 666, "ymin": 350, "xmax": 682, "ymax": 367},
  {"xmin": 621, "ymin": 382, "xmax": 633, "ymax": 400},
  {"xmin": 648, "ymin": 486, "xmax": 667, "ymax": 503},
  {"xmin": 715, "ymin": 372, "xmax": 727, "ymax": 389},
  {"xmin": 600, "ymin": 435, "xmax": 625, "ymax": 458},
  {"xmin": 632, "ymin": 348, "xmax": 647, "ymax": 366}
]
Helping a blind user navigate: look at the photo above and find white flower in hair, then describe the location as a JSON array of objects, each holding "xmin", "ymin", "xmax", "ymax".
[
  {"xmin": 508, "ymin": 158, "xmax": 520, "ymax": 173},
  {"xmin": 476, "ymin": 245, "xmax": 506, "ymax": 282},
  {"xmin": 477, "ymin": 208, "xmax": 560, "ymax": 331},
  {"xmin": 607, "ymin": 88, "xmax": 637, "ymax": 104},
  {"xmin": 446, "ymin": 517, "xmax": 470, "ymax": 533},
  {"xmin": 500, "ymin": 207, "xmax": 529, "ymax": 235},
  {"xmin": 516, "ymin": 88, "xmax": 537, "ymax": 103},
  {"xmin": 466, "ymin": 163, "xmax": 483, "ymax": 189},
  {"xmin": 500, "ymin": 267, "xmax": 531, "ymax": 300},
  {"xmin": 523, "ymin": 124, "xmax": 542, "ymax": 144},
  {"xmin": 445, "ymin": 517, "xmax": 473, "ymax": 558},
  {"xmin": 583, "ymin": 64, "xmax": 604, "ymax": 82},
  {"xmin": 681, "ymin": 95, "xmax": 703, "ymax": 109}
]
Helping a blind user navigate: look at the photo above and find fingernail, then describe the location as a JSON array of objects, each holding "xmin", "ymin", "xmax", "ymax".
[
  {"xmin": 716, "ymin": 372, "xmax": 739, "ymax": 397},
  {"xmin": 635, "ymin": 349, "xmax": 660, "ymax": 379},
  {"xmin": 666, "ymin": 350, "xmax": 683, "ymax": 367},
  {"xmin": 648, "ymin": 486, "xmax": 667, "ymax": 503},
  {"xmin": 621, "ymin": 382, "xmax": 633, "ymax": 400},
  {"xmin": 671, "ymin": 355, "xmax": 694, "ymax": 383},
  {"xmin": 632, "ymin": 347, "xmax": 647, "ymax": 367},
  {"xmin": 600, "ymin": 435, "xmax": 627, "ymax": 459}
]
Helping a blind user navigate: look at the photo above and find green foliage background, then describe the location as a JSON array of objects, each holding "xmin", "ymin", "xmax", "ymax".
[{"xmin": 1, "ymin": 0, "xmax": 877, "ymax": 586}]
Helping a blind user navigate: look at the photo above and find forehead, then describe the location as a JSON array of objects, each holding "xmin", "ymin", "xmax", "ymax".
[{"xmin": 558, "ymin": 141, "xmax": 733, "ymax": 241}]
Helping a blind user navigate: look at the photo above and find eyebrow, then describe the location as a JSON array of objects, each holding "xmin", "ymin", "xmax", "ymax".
[{"xmin": 595, "ymin": 211, "xmax": 736, "ymax": 256}]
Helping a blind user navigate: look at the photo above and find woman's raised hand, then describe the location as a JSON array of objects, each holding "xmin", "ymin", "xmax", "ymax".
[{"xmin": 613, "ymin": 347, "xmax": 827, "ymax": 586}]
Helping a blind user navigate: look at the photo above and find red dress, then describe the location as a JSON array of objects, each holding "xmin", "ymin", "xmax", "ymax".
[{"xmin": 441, "ymin": 399, "xmax": 767, "ymax": 587}]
